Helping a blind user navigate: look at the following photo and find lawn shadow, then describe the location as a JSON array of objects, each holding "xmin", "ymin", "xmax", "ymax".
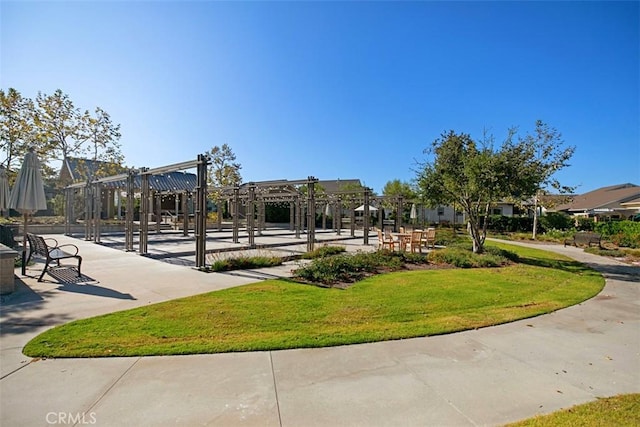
[{"xmin": 514, "ymin": 255, "xmax": 596, "ymax": 275}]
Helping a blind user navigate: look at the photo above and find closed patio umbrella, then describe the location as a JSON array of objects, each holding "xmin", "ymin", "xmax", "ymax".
[
  {"xmin": 410, "ymin": 203, "xmax": 417, "ymax": 223},
  {"xmin": 9, "ymin": 148, "xmax": 47, "ymax": 275},
  {"xmin": 0, "ymin": 165, "xmax": 9, "ymax": 216}
]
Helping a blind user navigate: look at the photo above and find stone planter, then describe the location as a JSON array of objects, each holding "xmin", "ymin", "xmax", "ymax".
[{"xmin": 0, "ymin": 243, "xmax": 18, "ymax": 295}]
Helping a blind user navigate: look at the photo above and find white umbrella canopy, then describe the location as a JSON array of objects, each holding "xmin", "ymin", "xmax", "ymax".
[
  {"xmin": 8, "ymin": 148, "xmax": 47, "ymax": 275},
  {"xmin": 355, "ymin": 204, "xmax": 378, "ymax": 212},
  {"xmin": 0, "ymin": 165, "xmax": 9, "ymax": 215}
]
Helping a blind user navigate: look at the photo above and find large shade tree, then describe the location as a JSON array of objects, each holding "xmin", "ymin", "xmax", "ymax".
[
  {"xmin": 1, "ymin": 88, "xmax": 124, "ymax": 182},
  {"xmin": 416, "ymin": 122, "xmax": 574, "ymax": 253},
  {"xmin": 0, "ymin": 88, "xmax": 35, "ymax": 183}
]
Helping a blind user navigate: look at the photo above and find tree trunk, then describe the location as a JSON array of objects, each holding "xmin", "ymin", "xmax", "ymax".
[{"xmin": 532, "ymin": 192, "xmax": 539, "ymax": 240}]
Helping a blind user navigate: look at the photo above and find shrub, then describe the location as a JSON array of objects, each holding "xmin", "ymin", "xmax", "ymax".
[
  {"xmin": 428, "ymin": 245, "xmax": 515, "ymax": 268},
  {"xmin": 594, "ymin": 220, "xmax": 640, "ymax": 248},
  {"xmin": 207, "ymin": 255, "xmax": 283, "ymax": 272},
  {"xmin": 302, "ymin": 245, "xmax": 346, "ymax": 259},
  {"xmin": 575, "ymin": 217, "xmax": 595, "ymax": 231},
  {"xmin": 539, "ymin": 212, "xmax": 573, "ymax": 231},
  {"xmin": 433, "ymin": 228, "xmax": 466, "ymax": 246},
  {"xmin": 293, "ymin": 250, "xmax": 427, "ymax": 286},
  {"xmin": 488, "ymin": 215, "xmax": 535, "ymax": 233}
]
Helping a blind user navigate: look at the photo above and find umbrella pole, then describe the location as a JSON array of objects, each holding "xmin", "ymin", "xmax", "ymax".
[{"xmin": 21, "ymin": 214, "xmax": 28, "ymax": 275}]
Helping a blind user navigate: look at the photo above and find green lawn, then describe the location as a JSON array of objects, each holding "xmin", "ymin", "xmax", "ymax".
[
  {"xmin": 506, "ymin": 393, "xmax": 640, "ymax": 427},
  {"xmin": 23, "ymin": 243, "xmax": 604, "ymax": 358}
]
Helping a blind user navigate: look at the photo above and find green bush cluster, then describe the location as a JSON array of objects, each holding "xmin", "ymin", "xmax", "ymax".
[
  {"xmin": 539, "ymin": 212, "xmax": 574, "ymax": 231},
  {"xmin": 427, "ymin": 245, "xmax": 517, "ymax": 268},
  {"xmin": 594, "ymin": 221, "xmax": 640, "ymax": 248},
  {"xmin": 432, "ymin": 228, "xmax": 465, "ymax": 246},
  {"xmin": 302, "ymin": 245, "xmax": 346, "ymax": 259},
  {"xmin": 488, "ymin": 215, "xmax": 536, "ymax": 233},
  {"xmin": 208, "ymin": 255, "xmax": 283, "ymax": 272},
  {"xmin": 293, "ymin": 250, "xmax": 427, "ymax": 286}
]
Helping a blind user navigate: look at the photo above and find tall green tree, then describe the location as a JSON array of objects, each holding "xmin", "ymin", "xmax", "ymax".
[
  {"xmin": 207, "ymin": 144, "xmax": 242, "ymax": 218},
  {"xmin": 382, "ymin": 179, "xmax": 416, "ymax": 200},
  {"xmin": 33, "ymin": 89, "xmax": 84, "ymax": 163},
  {"xmin": 521, "ymin": 120, "xmax": 575, "ymax": 239},
  {"xmin": 207, "ymin": 144, "xmax": 242, "ymax": 190},
  {"xmin": 76, "ymin": 107, "xmax": 124, "ymax": 180},
  {"xmin": 416, "ymin": 123, "xmax": 573, "ymax": 253},
  {"xmin": 0, "ymin": 88, "xmax": 34, "ymax": 182}
]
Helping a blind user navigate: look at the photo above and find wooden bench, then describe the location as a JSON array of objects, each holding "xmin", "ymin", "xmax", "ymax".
[
  {"xmin": 26, "ymin": 233, "xmax": 82, "ymax": 282},
  {"xmin": 564, "ymin": 232, "xmax": 602, "ymax": 248}
]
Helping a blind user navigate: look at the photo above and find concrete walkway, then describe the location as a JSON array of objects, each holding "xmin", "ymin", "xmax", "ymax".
[{"xmin": 1, "ymin": 236, "xmax": 638, "ymax": 426}]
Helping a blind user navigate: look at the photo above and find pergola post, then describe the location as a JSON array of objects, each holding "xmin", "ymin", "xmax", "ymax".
[
  {"xmin": 195, "ymin": 154, "xmax": 208, "ymax": 268},
  {"xmin": 125, "ymin": 170, "xmax": 135, "ymax": 252},
  {"xmin": 363, "ymin": 188, "xmax": 370, "ymax": 245},
  {"xmin": 306, "ymin": 176, "xmax": 317, "ymax": 252},
  {"xmin": 64, "ymin": 188, "xmax": 72, "ymax": 236},
  {"xmin": 350, "ymin": 198, "xmax": 356, "ymax": 237},
  {"xmin": 289, "ymin": 201, "xmax": 295, "ymax": 231},
  {"xmin": 93, "ymin": 182, "xmax": 102, "ymax": 243},
  {"xmin": 336, "ymin": 198, "xmax": 342, "ymax": 236},
  {"xmin": 378, "ymin": 199, "xmax": 384, "ymax": 231},
  {"xmin": 396, "ymin": 196, "xmax": 403, "ymax": 232},
  {"xmin": 155, "ymin": 191, "xmax": 162, "ymax": 234},
  {"xmin": 257, "ymin": 199, "xmax": 264, "ymax": 236},
  {"xmin": 295, "ymin": 196, "xmax": 301, "ymax": 238},
  {"xmin": 180, "ymin": 192, "xmax": 188, "ymax": 236},
  {"xmin": 84, "ymin": 184, "xmax": 92, "ymax": 241},
  {"xmin": 247, "ymin": 184, "xmax": 256, "ymax": 248},
  {"xmin": 232, "ymin": 188, "xmax": 240, "ymax": 243},
  {"xmin": 216, "ymin": 197, "xmax": 222, "ymax": 231},
  {"xmin": 139, "ymin": 168, "xmax": 149, "ymax": 255}
]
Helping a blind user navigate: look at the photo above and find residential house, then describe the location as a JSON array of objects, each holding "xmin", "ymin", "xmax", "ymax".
[{"xmin": 554, "ymin": 183, "xmax": 640, "ymax": 221}]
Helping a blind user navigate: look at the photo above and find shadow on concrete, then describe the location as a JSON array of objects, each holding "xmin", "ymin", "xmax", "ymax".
[
  {"xmin": 0, "ymin": 279, "xmax": 73, "ymax": 336},
  {"xmin": 590, "ymin": 262, "xmax": 640, "ymax": 283},
  {"xmin": 41, "ymin": 267, "xmax": 136, "ymax": 300},
  {"xmin": 0, "ymin": 278, "xmax": 43, "ymax": 306}
]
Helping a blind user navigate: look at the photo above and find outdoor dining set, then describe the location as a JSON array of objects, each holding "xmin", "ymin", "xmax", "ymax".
[{"xmin": 377, "ymin": 227, "xmax": 436, "ymax": 253}]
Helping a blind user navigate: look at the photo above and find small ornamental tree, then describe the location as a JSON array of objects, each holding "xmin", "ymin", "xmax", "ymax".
[
  {"xmin": 416, "ymin": 122, "xmax": 574, "ymax": 253},
  {"xmin": 206, "ymin": 144, "xmax": 242, "ymax": 217}
]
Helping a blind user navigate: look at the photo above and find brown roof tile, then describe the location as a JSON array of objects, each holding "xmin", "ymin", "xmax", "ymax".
[{"xmin": 555, "ymin": 183, "xmax": 640, "ymax": 212}]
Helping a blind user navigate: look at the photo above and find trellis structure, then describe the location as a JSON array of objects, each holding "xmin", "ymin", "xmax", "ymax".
[{"xmin": 64, "ymin": 156, "xmax": 408, "ymax": 267}]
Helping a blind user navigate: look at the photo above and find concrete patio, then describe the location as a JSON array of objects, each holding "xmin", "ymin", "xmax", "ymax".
[{"xmin": 0, "ymin": 234, "xmax": 638, "ymax": 426}]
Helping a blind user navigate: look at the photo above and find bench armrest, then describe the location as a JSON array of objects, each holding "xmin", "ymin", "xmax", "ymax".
[
  {"xmin": 53, "ymin": 244, "xmax": 80, "ymax": 256},
  {"xmin": 44, "ymin": 237, "xmax": 59, "ymax": 247}
]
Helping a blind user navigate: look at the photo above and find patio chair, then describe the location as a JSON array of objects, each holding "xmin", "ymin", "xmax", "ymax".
[
  {"xmin": 421, "ymin": 228, "xmax": 436, "ymax": 250},
  {"xmin": 408, "ymin": 230, "xmax": 423, "ymax": 253},
  {"xmin": 377, "ymin": 229, "xmax": 396, "ymax": 251}
]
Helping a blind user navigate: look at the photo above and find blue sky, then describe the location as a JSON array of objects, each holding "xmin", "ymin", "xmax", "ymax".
[{"xmin": 2, "ymin": 1, "xmax": 638, "ymax": 194}]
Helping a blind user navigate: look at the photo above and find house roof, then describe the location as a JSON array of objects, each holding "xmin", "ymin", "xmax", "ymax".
[
  {"xmin": 62, "ymin": 157, "xmax": 127, "ymax": 182},
  {"xmin": 621, "ymin": 196, "xmax": 640, "ymax": 209},
  {"xmin": 316, "ymin": 179, "xmax": 363, "ymax": 193},
  {"xmin": 555, "ymin": 183, "xmax": 640, "ymax": 213}
]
